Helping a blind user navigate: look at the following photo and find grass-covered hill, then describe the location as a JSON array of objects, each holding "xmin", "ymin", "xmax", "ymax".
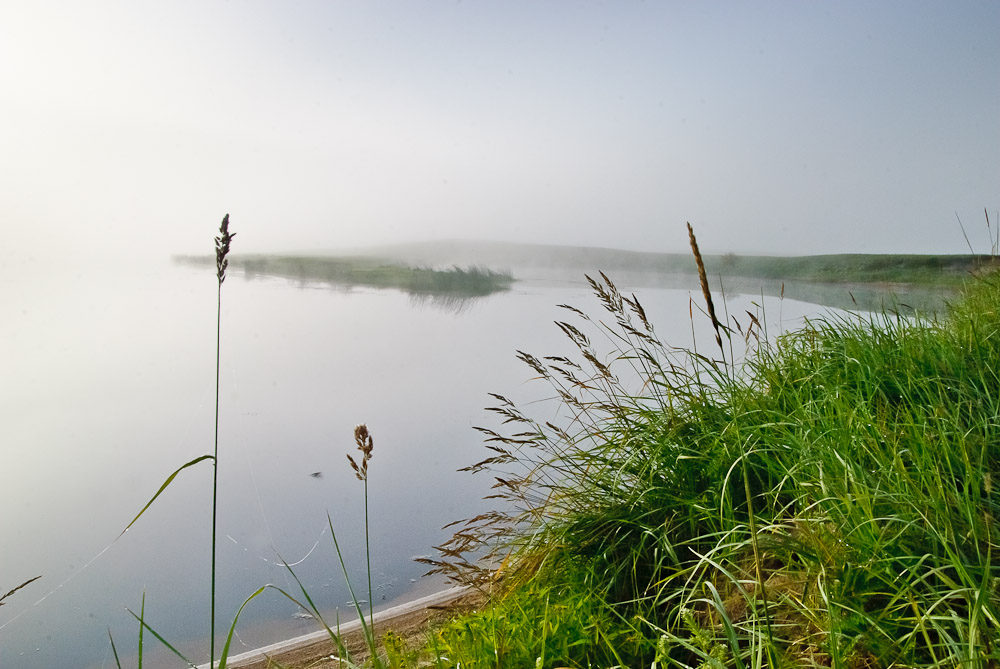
[{"xmin": 405, "ymin": 269, "xmax": 1000, "ymax": 668}]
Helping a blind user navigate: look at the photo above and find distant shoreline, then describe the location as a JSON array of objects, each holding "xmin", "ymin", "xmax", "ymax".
[
  {"xmin": 175, "ymin": 241, "xmax": 993, "ymax": 288},
  {"xmin": 173, "ymin": 241, "xmax": 985, "ymax": 313}
]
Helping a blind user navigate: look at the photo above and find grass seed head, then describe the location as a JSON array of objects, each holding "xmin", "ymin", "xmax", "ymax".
[
  {"xmin": 0, "ymin": 576, "xmax": 42, "ymax": 608},
  {"xmin": 348, "ymin": 423, "xmax": 374, "ymax": 481},
  {"xmin": 215, "ymin": 213, "xmax": 235, "ymax": 284},
  {"xmin": 687, "ymin": 222, "xmax": 723, "ymax": 351}
]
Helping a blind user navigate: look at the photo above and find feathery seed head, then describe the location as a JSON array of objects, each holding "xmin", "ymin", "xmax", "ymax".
[
  {"xmin": 215, "ymin": 214, "xmax": 235, "ymax": 284},
  {"xmin": 687, "ymin": 222, "xmax": 723, "ymax": 351},
  {"xmin": 348, "ymin": 423, "xmax": 374, "ymax": 481}
]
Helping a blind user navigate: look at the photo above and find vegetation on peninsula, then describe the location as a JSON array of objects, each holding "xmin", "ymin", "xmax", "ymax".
[{"xmin": 174, "ymin": 253, "xmax": 514, "ymax": 298}]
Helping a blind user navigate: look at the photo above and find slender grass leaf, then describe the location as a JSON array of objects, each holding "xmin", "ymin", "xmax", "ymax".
[
  {"xmin": 218, "ymin": 585, "xmax": 267, "ymax": 668},
  {"xmin": 120, "ymin": 455, "xmax": 214, "ymax": 536},
  {"xmin": 126, "ymin": 605, "xmax": 198, "ymax": 668},
  {"xmin": 107, "ymin": 628, "xmax": 123, "ymax": 669},
  {"xmin": 277, "ymin": 560, "xmax": 355, "ymax": 663},
  {"xmin": 703, "ymin": 582, "xmax": 746, "ymax": 669},
  {"xmin": 327, "ymin": 512, "xmax": 380, "ymax": 660}
]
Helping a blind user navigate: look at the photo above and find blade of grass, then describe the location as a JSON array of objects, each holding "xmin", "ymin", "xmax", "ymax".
[
  {"xmin": 138, "ymin": 592, "xmax": 144, "ymax": 669},
  {"xmin": 126, "ymin": 603, "xmax": 199, "ymax": 668},
  {"xmin": 119, "ymin": 455, "xmax": 214, "ymax": 536},
  {"xmin": 327, "ymin": 511, "xmax": 379, "ymax": 660},
  {"xmin": 107, "ymin": 627, "xmax": 123, "ymax": 669},
  {"xmin": 277, "ymin": 558, "xmax": 356, "ymax": 663},
  {"xmin": 217, "ymin": 585, "xmax": 267, "ymax": 668}
]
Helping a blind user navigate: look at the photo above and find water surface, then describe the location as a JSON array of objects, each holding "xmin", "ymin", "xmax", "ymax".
[{"xmin": 1, "ymin": 258, "xmax": 878, "ymax": 667}]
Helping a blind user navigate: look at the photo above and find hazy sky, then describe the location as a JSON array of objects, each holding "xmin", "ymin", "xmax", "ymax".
[{"xmin": 2, "ymin": 1, "xmax": 998, "ymax": 262}]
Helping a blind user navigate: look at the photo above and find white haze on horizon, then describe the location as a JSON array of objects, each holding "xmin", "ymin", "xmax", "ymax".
[{"xmin": 1, "ymin": 1, "xmax": 998, "ymax": 273}]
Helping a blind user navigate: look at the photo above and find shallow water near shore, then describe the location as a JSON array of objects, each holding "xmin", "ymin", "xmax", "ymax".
[{"xmin": 0, "ymin": 257, "xmax": 920, "ymax": 668}]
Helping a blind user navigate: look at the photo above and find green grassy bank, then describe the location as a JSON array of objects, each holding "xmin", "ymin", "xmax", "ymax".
[{"xmin": 407, "ymin": 271, "xmax": 1000, "ymax": 668}]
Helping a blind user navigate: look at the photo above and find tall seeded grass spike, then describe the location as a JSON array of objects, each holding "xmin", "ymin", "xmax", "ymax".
[
  {"xmin": 346, "ymin": 424, "xmax": 376, "ymax": 638},
  {"xmin": 687, "ymin": 221, "xmax": 724, "ymax": 354},
  {"xmin": 348, "ymin": 423, "xmax": 374, "ymax": 481},
  {"xmin": 211, "ymin": 213, "xmax": 234, "ymax": 669},
  {"xmin": 215, "ymin": 213, "xmax": 235, "ymax": 284}
]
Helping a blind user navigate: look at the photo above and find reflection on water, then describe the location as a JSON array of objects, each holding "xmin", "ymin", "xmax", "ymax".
[
  {"xmin": 175, "ymin": 254, "xmax": 514, "ymax": 302},
  {"xmin": 407, "ymin": 291, "xmax": 495, "ymax": 314},
  {"xmin": 712, "ymin": 276, "xmax": 953, "ymax": 314},
  {"xmin": 554, "ymin": 270, "xmax": 954, "ymax": 315},
  {"xmin": 235, "ymin": 265, "xmax": 508, "ymax": 315}
]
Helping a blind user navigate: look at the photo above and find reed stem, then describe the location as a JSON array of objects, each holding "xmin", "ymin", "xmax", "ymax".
[
  {"xmin": 211, "ymin": 213, "xmax": 234, "ymax": 669},
  {"xmin": 210, "ymin": 276, "xmax": 220, "ymax": 669},
  {"xmin": 365, "ymin": 477, "xmax": 374, "ymax": 632}
]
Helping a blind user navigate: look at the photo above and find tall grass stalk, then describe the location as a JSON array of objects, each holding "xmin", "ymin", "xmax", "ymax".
[
  {"xmin": 114, "ymin": 216, "xmax": 234, "ymax": 667},
  {"xmin": 347, "ymin": 424, "xmax": 377, "ymax": 643},
  {"xmin": 251, "ymin": 424, "xmax": 382, "ymax": 667},
  {"xmin": 118, "ymin": 221, "xmax": 392, "ymax": 668},
  {"xmin": 211, "ymin": 213, "xmax": 234, "ymax": 668},
  {"xmin": 213, "ymin": 424, "xmax": 383, "ymax": 667}
]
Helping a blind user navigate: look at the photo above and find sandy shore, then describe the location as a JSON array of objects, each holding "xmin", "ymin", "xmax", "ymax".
[{"xmin": 215, "ymin": 586, "xmax": 484, "ymax": 669}]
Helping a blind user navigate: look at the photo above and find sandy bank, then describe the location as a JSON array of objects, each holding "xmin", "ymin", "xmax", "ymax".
[{"xmin": 205, "ymin": 586, "xmax": 483, "ymax": 669}]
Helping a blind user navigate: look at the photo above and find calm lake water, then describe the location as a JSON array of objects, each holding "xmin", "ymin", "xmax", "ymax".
[{"xmin": 1, "ymin": 257, "xmax": 871, "ymax": 667}]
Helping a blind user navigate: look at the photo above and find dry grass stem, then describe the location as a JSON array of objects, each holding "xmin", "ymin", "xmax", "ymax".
[
  {"xmin": 0, "ymin": 576, "xmax": 41, "ymax": 607},
  {"xmin": 687, "ymin": 221, "xmax": 724, "ymax": 353}
]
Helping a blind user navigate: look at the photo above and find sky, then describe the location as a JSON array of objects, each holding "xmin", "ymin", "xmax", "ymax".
[{"xmin": 1, "ymin": 1, "xmax": 998, "ymax": 264}]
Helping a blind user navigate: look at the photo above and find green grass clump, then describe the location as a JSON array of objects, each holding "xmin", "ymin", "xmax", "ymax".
[
  {"xmin": 424, "ymin": 267, "xmax": 1000, "ymax": 668},
  {"xmin": 427, "ymin": 556, "xmax": 652, "ymax": 668}
]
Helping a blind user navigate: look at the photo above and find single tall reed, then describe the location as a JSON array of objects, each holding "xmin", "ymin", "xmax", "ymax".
[
  {"xmin": 347, "ymin": 423, "xmax": 376, "ymax": 633},
  {"xmin": 116, "ymin": 215, "xmax": 234, "ymax": 668},
  {"xmin": 117, "ymin": 220, "xmax": 395, "ymax": 668},
  {"xmin": 211, "ymin": 214, "xmax": 235, "ymax": 668}
]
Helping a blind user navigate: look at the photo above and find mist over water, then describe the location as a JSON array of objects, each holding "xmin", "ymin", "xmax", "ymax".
[
  {"xmin": 3, "ymin": 2, "xmax": 996, "ymax": 663},
  {"xmin": 1, "ymin": 255, "xmax": 910, "ymax": 667}
]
